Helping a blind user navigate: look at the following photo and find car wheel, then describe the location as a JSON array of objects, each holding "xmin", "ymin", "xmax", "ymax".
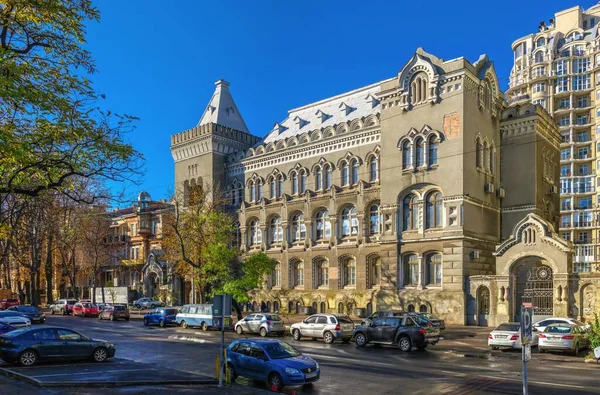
[
  {"xmin": 18, "ymin": 350, "xmax": 38, "ymax": 366},
  {"xmin": 260, "ymin": 327, "xmax": 267, "ymax": 337},
  {"xmin": 355, "ymin": 333, "xmax": 367, "ymax": 348},
  {"xmin": 227, "ymin": 363, "xmax": 237, "ymax": 382},
  {"xmin": 398, "ymin": 336, "xmax": 412, "ymax": 352},
  {"xmin": 181, "ymin": 320, "xmax": 188, "ymax": 329},
  {"xmin": 574, "ymin": 342, "xmax": 580, "ymax": 357},
  {"xmin": 416, "ymin": 344, "xmax": 428, "ymax": 351},
  {"xmin": 92, "ymin": 347, "xmax": 108, "ymax": 362},
  {"xmin": 159, "ymin": 319, "xmax": 165, "ymax": 328},
  {"xmin": 292, "ymin": 329, "xmax": 302, "ymax": 341},
  {"xmin": 268, "ymin": 372, "xmax": 284, "ymax": 392},
  {"xmin": 201, "ymin": 322, "xmax": 208, "ymax": 331},
  {"xmin": 143, "ymin": 318, "xmax": 149, "ymax": 326},
  {"xmin": 236, "ymin": 325, "xmax": 243, "ymax": 335},
  {"xmin": 323, "ymin": 331, "xmax": 334, "ymax": 344}
]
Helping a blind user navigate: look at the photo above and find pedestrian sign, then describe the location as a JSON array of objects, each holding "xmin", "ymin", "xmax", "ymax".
[{"xmin": 521, "ymin": 306, "xmax": 533, "ymax": 345}]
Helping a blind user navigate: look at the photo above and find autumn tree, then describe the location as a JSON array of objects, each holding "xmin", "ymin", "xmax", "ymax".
[{"xmin": 79, "ymin": 205, "xmax": 112, "ymax": 303}]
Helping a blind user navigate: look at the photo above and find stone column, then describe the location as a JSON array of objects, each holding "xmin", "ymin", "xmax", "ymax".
[
  {"xmin": 417, "ymin": 255, "xmax": 424, "ymax": 290},
  {"xmin": 281, "ymin": 222, "xmax": 289, "ymax": 250},
  {"xmin": 329, "ymin": 216, "xmax": 338, "ymax": 246}
]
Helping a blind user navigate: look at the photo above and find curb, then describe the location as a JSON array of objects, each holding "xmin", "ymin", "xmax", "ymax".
[
  {"xmin": 0, "ymin": 367, "xmax": 217, "ymax": 388},
  {"xmin": 447, "ymin": 349, "xmax": 589, "ymax": 364}
]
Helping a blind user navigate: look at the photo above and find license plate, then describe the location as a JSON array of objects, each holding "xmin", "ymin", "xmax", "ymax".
[
  {"xmin": 548, "ymin": 337, "xmax": 561, "ymax": 342},
  {"xmin": 305, "ymin": 372, "xmax": 317, "ymax": 379},
  {"xmin": 495, "ymin": 335, "xmax": 508, "ymax": 339}
]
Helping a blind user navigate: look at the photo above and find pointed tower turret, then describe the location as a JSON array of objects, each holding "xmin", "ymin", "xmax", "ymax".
[{"xmin": 197, "ymin": 80, "xmax": 250, "ymax": 133}]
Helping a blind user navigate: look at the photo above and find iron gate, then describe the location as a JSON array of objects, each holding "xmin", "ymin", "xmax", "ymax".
[{"xmin": 521, "ymin": 266, "xmax": 553, "ymax": 315}]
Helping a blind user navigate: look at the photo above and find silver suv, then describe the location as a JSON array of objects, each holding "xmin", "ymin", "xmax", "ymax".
[
  {"xmin": 290, "ymin": 314, "xmax": 355, "ymax": 344},
  {"xmin": 235, "ymin": 313, "xmax": 285, "ymax": 337}
]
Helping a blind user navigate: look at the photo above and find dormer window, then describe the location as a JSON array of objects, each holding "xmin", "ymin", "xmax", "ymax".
[{"xmin": 410, "ymin": 73, "xmax": 429, "ymax": 105}]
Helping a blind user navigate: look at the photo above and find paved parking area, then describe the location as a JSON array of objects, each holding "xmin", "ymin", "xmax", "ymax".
[{"xmin": 0, "ymin": 358, "xmax": 215, "ymax": 387}]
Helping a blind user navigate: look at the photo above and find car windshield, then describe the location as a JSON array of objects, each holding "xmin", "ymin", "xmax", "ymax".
[
  {"xmin": 265, "ymin": 315, "xmax": 281, "ymax": 321},
  {"xmin": 545, "ymin": 326, "xmax": 572, "ymax": 334},
  {"xmin": 263, "ymin": 342, "xmax": 302, "ymax": 360},
  {"xmin": 336, "ymin": 315, "xmax": 353, "ymax": 324},
  {"xmin": 411, "ymin": 315, "xmax": 431, "ymax": 325},
  {"xmin": 19, "ymin": 306, "xmax": 38, "ymax": 312},
  {"xmin": 496, "ymin": 323, "xmax": 520, "ymax": 332}
]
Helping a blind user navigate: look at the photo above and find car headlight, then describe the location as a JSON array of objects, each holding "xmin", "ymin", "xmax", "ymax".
[
  {"xmin": 285, "ymin": 367, "xmax": 300, "ymax": 375},
  {"xmin": 315, "ymin": 362, "xmax": 319, "ymax": 370}
]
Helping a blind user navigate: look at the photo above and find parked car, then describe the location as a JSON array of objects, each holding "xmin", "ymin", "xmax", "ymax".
[
  {"xmin": 98, "ymin": 305, "xmax": 130, "ymax": 321},
  {"xmin": 7, "ymin": 306, "xmax": 46, "ymax": 324},
  {"xmin": 235, "ymin": 314, "xmax": 284, "ymax": 337},
  {"xmin": 49, "ymin": 299, "xmax": 78, "ymax": 315},
  {"xmin": 0, "ymin": 312, "xmax": 31, "ymax": 328},
  {"xmin": 539, "ymin": 323, "xmax": 589, "ymax": 356},
  {"xmin": 361, "ymin": 310, "xmax": 406, "ymax": 326},
  {"xmin": 72, "ymin": 303, "xmax": 100, "ymax": 318},
  {"xmin": 290, "ymin": 314, "xmax": 354, "ymax": 344},
  {"xmin": 533, "ymin": 317, "xmax": 586, "ymax": 333},
  {"xmin": 0, "ymin": 326, "xmax": 116, "ymax": 366},
  {"xmin": 177, "ymin": 304, "xmax": 233, "ymax": 331},
  {"xmin": 0, "ymin": 322, "xmax": 16, "ymax": 334},
  {"xmin": 413, "ymin": 312, "xmax": 445, "ymax": 331},
  {"xmin": 133, "ymin": 297, "xmax": 165, "ymax": 309},
  {"xmin": 353, "ymin": 314, "xmax": 441, "ymax": 351},
  {"xmin": 226, "ymin": 339, "xmax": 319, "ymax": 391},
  {"xmin": 143, "ymin": 307, "xmax": 178, "ymax": 327},
  {"xmin": 488, "ymin": 322, "xmax": 538, "ymax": 350},
  {"xmin": 0, "ymin": 298, "xmax": 20, "ymax": 310}
]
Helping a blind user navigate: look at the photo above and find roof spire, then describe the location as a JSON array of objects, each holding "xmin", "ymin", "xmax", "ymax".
[{"xmin": 197, "ymin": 79, "xmax": 250, "ymax": 133}]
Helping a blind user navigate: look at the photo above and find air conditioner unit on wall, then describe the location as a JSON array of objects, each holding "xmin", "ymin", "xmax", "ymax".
[
  {"xmin": 470, "ymin": 251, "xmax": 480, "ymax": 260},
  {"xmin": 548, "ymin": 185, "xmax": 558, "ymax": 195},
  {"xmin": 497, "ymin": 188, "xmax": 506, "ymax": 198},
  {"xmin": 484, "ymin": 183, "xmax": 495, "ymax": 194}
]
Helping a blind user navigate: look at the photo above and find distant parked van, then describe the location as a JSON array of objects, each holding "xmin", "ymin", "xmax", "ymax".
[{"xmin": 176, "ymin": 304, "xmax": 233, "ymax": 331}]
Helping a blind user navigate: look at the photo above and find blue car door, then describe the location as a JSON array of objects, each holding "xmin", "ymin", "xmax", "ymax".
[
  {"xmin": 232, "ymin": 342, "xmax": 252, "ymax": 377},
  {"xmin": 246, "ymin": 344, "xmax": 269, "ymax": 381},
  {"xmin": 149, "ymin": 309, "xmax": 158, "ymax": 324}
]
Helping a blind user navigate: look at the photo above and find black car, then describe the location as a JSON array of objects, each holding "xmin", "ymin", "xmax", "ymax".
[
  {"xmin": 353, "ymin": 315, "xmax": 440, "ymax": 351},
  {"xmin": 360, "ymin": 310, "xmax": 407, "ymax": 326},
  {"xmin": 0, "ymin": 326, "xmax": 116, "ymax": 366},
  {"xmin": 7, "ymin": 306, "xmax": 46, "ymax": 323}
]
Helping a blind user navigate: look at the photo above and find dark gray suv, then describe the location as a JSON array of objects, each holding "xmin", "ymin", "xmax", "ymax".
[{"xmin": 354, "ymin": 314, "xmax": 440, "ymax": 351}]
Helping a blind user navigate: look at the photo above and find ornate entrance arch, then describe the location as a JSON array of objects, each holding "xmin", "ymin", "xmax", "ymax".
[{"xmin": 512, "ymin": 257, "xmax": 553, "ymax": 321}]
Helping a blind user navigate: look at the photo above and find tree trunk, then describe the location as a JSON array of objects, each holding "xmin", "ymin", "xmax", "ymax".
[
  {"xmin": 45, "ymin": 235, "xmax": 54, "ymax": 305},
  {"xmin": 232, "ymin": 299, "xmax": 243, "ymax": 321},
  {"xmin": 24, "ymin": 280, "xmax": 31, "ymax": 304}
]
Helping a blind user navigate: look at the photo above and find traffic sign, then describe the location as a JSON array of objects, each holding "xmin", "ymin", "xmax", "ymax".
[
  {"xmin": 523, "ymin": 343, "xmax": 531, "ymax": 362},
  {"xmin": 521, "ymin": 306, "xmax": 533, "ymax": 345}
]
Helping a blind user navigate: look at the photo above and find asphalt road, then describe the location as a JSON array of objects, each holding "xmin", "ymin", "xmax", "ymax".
[{"xmin": 5, "ymin": 315, "xmax": 599, "ymax": 394}]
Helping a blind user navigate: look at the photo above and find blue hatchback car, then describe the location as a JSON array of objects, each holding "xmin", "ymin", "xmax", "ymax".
[
  {"xmin": 143, "ymin": 307, "xmax": 178, "ymax": 328},
  {"xmin": 226, "ymin": 339, "xmax": 320, "ymax": 391}
]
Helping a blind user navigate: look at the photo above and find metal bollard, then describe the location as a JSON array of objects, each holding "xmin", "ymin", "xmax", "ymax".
[{"xmin": 215, "ymin": 354, "xmax": 220, "ymax": 381}]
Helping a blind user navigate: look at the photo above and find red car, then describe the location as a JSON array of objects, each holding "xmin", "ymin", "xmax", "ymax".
[
  {"xmin": 0, "ymin": 298, "xmax": 20, "ymax": 310},
  {"xmin": 72, "ymin": 302, "xmax": 100, "ymax": 317}
]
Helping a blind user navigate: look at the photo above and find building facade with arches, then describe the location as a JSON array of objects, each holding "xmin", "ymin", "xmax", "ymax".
[{"xmin": 170, "ymin": 48, "xmax": 597, "ymax": 325}]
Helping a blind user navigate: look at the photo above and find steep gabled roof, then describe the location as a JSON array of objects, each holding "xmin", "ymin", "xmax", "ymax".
[{"xmin": 197, "ymin": 80, "xmax": 250, "ymax": 133}]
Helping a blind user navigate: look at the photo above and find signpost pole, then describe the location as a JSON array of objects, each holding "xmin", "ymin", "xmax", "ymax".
[{"xmin": 520, "ymin": 305, "xmax": 532, "ymax": 395}]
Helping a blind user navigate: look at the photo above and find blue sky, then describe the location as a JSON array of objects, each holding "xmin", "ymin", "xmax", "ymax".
[{"xmin": 85, "ymin": 0, "xmax": 593, "ymax": 202}]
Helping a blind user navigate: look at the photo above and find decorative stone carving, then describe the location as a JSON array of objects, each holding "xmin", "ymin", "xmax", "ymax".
[{"xmin": 583, "ymin": 286, "xmax": 596, "ymax": 318}]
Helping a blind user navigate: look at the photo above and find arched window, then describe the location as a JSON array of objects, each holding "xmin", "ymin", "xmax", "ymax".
[
  {"xmin": 232, "ymin": 222, "xmax": 241, "ymax": 248},
  {"xmin": 534, "ymin": 51, "xmax": 544, "ymax": 63},
  {"xmin": 293, "ymin": 260, "xmax": 304, "ymax": 287},
  {"xmin": 342, "ymin": 257, "xmax": 356, "ymax": 287},
  {"xmin": 536, "ymin": 37, "xmax": 546, "ymax": 48},
  {"xmin": 316, "ymin": 259, "xmax": 329, "ymax": 287},
  {"xmin": 300, "ymin": 170, "xmax": 307, "ymax": 193},
  {"xmin": 415, "ymin": 137, "xmax": 424, "ymax": 168},
  {"xmin": 428, "ymin": 136, "xmax": 438, "ymax": 166},
  {"xmin": 341, "ymin": 162, "xmax": 349, "ymax": 185},
  {"xmin": 419, "ymin": 304, "xmax": 428, "ymax": 313},
  {"xmin": 369, "ymin": 156, "xmax": 378, "ymax": 181},
  {"xmin": 369, "ymin": 204, "xmax": 382, "ymax": 235},
  {"xmin": 425, "ymin": 192, "xmax": 443, "ymax": 229},
  {"xmin": 249, "ymin": 219, "xmax": 261, "ymax": 245},
  {"xmin": 269, "ymin": 217, "xmax": 283, "ymax": 245},
  {"xmin": 315, "ymin": 209, "xmax": 331, "ymax": 240},
  {"xmin": 249, "ymin": 182, "xmax": 256, "ymax": 202},
  {"xmin": 270, "ymin": 177, "xmax": 276, "ymax": 199},
  {"xmin": 315, "ymin": 167, "xmax": 322, "ymax": 190},
  {"xmin": 277, "ymin": 176, "xmax": 284, "ymax": 198},
  {"xmin": 324, "ymin": 165, "xmax": 332, "ymax": 189},
  {"xmin": 476, "ymin": 138, "xmax": 483, "ymax": 168},
  {"xmin": 341, "ymin": 206, "xmax": 358, "ymax": 237},
  {"xmin": 408, "ymin": 304, "xmax": 415, "ymax": 313},
  {"xmin": 351, "ymin": 159, "xmax": 359, "ymax": 184},
  {"xmin": 271, "ymin": 263, "xmax": 281, "ymax": 287},
  {"xmin": 402, "ymin": 141, "xmax": 411, "ymax": 169},
  {"xmin": 368, "ymin": 256, "xmax": 381, "ymax": 289},
  {"xmin": 404, "ymin": 254, "xmax": 419, "ymax": 285},
  {"xmin": 403, "ymin": 195, "xmax": 418, "ymax": 231},
  {"xmin": 291, "ymin": 172, "xmax": 298, "ymax": 195},
  {"xmin": 320, "ymin": 302, "xmax": 326, "ymax": 313},
  {"xmin": 291, "ymin": 213, "xmax": 306, "ymax": 242},
  {"xmin": 410, "ymin": 73, "xmax": 428, "ymax": 105},
  {"xmin": 426, "ymin": 253, "xmax": 442, "ymax": 285},
  {"xmin": 489, "ymin": 145, "xmax": 495, "ymax": 175},
  {"xmin": 484, "ymin": 141, "xmax": 490, "ymax": 172}
]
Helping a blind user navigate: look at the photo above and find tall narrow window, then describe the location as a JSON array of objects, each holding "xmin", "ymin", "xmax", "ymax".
[
  {"xmin": 316, "ymin": 209, "xmax": 331, "ymax": 240},
  {"xmin": 270, "ymin": 178, "xmax": 276, "ymax": 199},
  {"xmin": 277, "ymin": 176, "xmax": 284, "ymax": 198},
  {"xmin": 316, "ymin": 259, "xmax": 329, "ymax": 287},
  {"xmin": 402, "ymin": 195, "xmax": 413, "ymax": 231},
  {"xmin": 325, "ymin": 165, "xmax": 332, "ymax": 189},
  {"xmin": 415, "ymin": 138, "xmax": 424, "ymax": 167},
  {"xmin": 343, "ymin": 258, "xmax": 356, "ymax": 287},
  {"xmin": 292, "ymin": 173, "xmax": 298, "ymax": 195},
  {"xmin": 428, "ymin": 136, "xmax": 438, "ymax": 166},
  {"xmin": 484, "ymin": 141, "xmax": 490, "ymax": 172},
  {"xmin": 427, "ymin": 253, "xmax": 442, "ymax": 285},
  {"xmin": 256, "ymin": 182, "xmax": 262, "ymax": 200},
  {"xmin": 250, "ymin": 182, "xmax": 256, "ymax": 202},
  {"xmin": 368, "ymin": 256, "xmax": 381, "ymax": 289},
  {"xmin": 426, "ymin": 192, "xmax": 443, "ymax": 229},
  {"xmin": 489, "ymin": 146, "xmax": 495, "ymax": 175},
  {"xmin": 476, "ymin": 138, "xmax": 483, "ymax": 168},
  {"xmin": 250, "ymin": 219, "xmax": 261, "ymax": 245},
  {"xmin": 316, "ymin": 167, "xmax": 322, "ymax": 190},
  {"xmin": 369, "ymin": 204, "xmax": 381, "ymax": 235},
  {"xmin": 300, "ymin": 171, "xmax": 307, "ymax": 193},
  {"xmin": 404, "ymin": 254, "xmax": 419, "ymax": 285},
  {"xmin": 351, "ymin": 159, "xmax": 359, "ymax": 184},
  {"xmin": 272, "ymin": 263, "xmax": 281, "ymax": 287},
  {"xmin": 291, "ymin": 213, "xmax": 306, "ymax": 242},
  {"xmin": 369, "ymin": 156, "xmax": 378, "ymax": 181},
  {"xmin": 341, "ymin": 206, "xmax": 358, "ymax": 237},
  {"xmin": 402, "ymin": 141, "xmax": 411, "ymax": 169},
  {"xmin": 411, "ymin": 196, "xmax": 418, "ymax": 229},
  {"xmin": 341, "ymin": 162, "xmax": 349, "ymax": 185},
  {"xmin": 294, "ymin": 261, "xmax": 304, "ymax": 287},
  {"xmin": 269, "ymin": 217, "xmax": 283, "ymax": 245}
]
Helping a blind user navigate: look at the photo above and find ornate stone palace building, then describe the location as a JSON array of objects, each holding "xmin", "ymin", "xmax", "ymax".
[{"xmin": 170, "ymin": 48, "xmax": 596, "ymax": 326}]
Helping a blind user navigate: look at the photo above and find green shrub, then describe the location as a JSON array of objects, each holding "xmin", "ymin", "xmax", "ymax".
[{"xmin": 587, "ymin": 313, "xmax": 600, "ymax": 350}]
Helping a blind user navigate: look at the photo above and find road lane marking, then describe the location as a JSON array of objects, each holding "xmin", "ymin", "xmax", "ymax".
[
  {"xmin": 440, "ymin": 370, "xmax": 466, "ymax": 377},
  {"xmin": 478, "ymin": 374, "xmax": 585, "ymax": 389},
  {"xmin": 30, "ymin": 369, "xmax": 151, "ymax": 378}
]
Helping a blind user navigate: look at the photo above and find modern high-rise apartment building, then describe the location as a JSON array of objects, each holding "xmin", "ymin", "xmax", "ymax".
[{"xmin": 508, "ymin": 4, "xmax": 600, "ymax": 273}]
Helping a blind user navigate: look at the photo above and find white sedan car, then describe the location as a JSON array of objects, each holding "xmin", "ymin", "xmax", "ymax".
[
  {"xmin": 0, "ymin": 312, "xmax": 31, "ymax": 328},
  {"xmin": 488, "ymin": 322, "xmax": 539, "ymax": 350},
  {"xmin": 533, "ymin": 317, "xmax": 587, "ymax": 333}
]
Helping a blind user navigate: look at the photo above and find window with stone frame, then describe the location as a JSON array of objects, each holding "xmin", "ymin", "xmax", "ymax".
[
  {"xmin": 415, "ymin": 137, "xmax": 425, "ymax": 168},
  {"xmin": 351, "ymin": 159, "xmax": 359, "ymax": 184},
  {"xmin": 340, "ymin": 206, "xmax": 358, "ymax": 238},
  {"xmin": 292, "ymin": 260, "xmax": 304, "ymax": 288},
  {"xmin": 342, "ymin": 257, "xmax": 357, "ymax": 287},
  {"xmin": 271, "ymin": 263, "xmax": 281, "ymax": 288},
  {"xmin": 410, "ymin": 73, "xmax": 429, "ymax": 105},
  {"xmin": 368, "ymin": 155, "xmax": 378, "ymax": 181},
  {"xmin": 269, "ymin": 217, "xmax": 283, "ymax": 245},
  {"xmin": 425, "ymin": 191, "xmax": 443, "ymax": 229},
  {"xmin": 402, "ymin": 195, "xmax": 419, "ymax": 231},
  {"xmin": 315, "ymin": 209, "xmax": 331, "ymax": 240},
  {"xmin": 403, "ymin": 254, "xmax": 419, "ymax": 286},
  {"xmin": 476, "ymin": 137, "xmax": 483, "ymax": 169},
  {"xmin": 369, "ymin": 204, "xmax": 382, "ymax": 236},
  {"xmin": 291, "ymin": 212, "xmax": 306, "ymax": 242},
  {"xmin": 315, "ymin": 259, "xmax": 329, "ymax": 288},
  {"xmin": 299, "ymin": 170, "xmax": 307, "ymax": 193},
  {"xmin": 315, "ymin": 167, "xmax": 322, "ymax": 190},
  {"xmin": 428, "ymin": 135, "xmax": 438, "ymax": 166},
  {"xmin": 402, "ymin": 140, "xmax": 412, "ymax": 170},
  {"xmin": 291, "ymin": 172, "xmax": 298, "ymax": 195},
  {"xmin": 249, "ymin": 219, "xmax": 262, "ymax": 245},
  {"xmin": 367, "ymin": 255, "xmax": 381, "ymax": 289},
  {"xmin": 341, "ymin": 161, "xmax": 349, "ymax": 185},
  {"xmin": 324, "ymin": 164, "xmax": 332, "ymax": 189},
  {"xmin": 426, "ymin": 253, "xmax": 442, "ymax": 285}
]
